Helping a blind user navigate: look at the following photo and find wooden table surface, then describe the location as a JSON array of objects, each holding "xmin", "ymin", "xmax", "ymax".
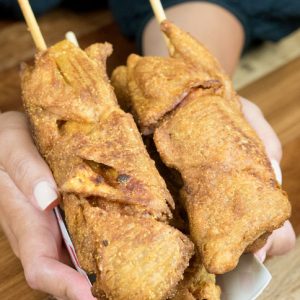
[{"xmin": 0, "ymin": 8, "xmax": 299, "ymax": 300}]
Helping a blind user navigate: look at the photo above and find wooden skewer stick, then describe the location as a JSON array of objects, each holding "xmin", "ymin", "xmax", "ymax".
[
  {"xmin": 149, "ymin": 0, "xmax": 172, "ymax": 51},
  {"xmin": 65, "ymin": 31, "xmax": 80, "ymax": 47},
  {"xmin": 149, "ymin": 0, "xmax": 167, "ymax": 23},
  {"xmin": 18, "ymin": 0, "xmax": 47, "ymax": 51}
]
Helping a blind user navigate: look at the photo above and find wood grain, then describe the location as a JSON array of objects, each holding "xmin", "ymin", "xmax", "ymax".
[
  {"xmin": 0, "ymin": 228, "xmax": 47, "ymax": 299},
  {"xmin": 0, "ymin": 9, "xmax": 113, "ymax": 73},
  {"xmin": 240, "ymin": 58, "xmax": 300, "ymax": 235},
  {"xmin": 240, "ymin": 57, "xmax": 300, "ymax": 146},
  {"xmin": 281, "ymin": 137, "xmax": 300, "ymax": 235},
  {"xmin": 259, "ymin": 237, "xmax": 300, "ymax": 300},
  {"xmin": 0, "ymin": 7, "xmax": 299, "ymax": 300}
]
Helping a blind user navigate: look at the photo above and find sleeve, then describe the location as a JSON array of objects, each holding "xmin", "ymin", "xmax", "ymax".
[
  {"xmin": 108, "ymin": 0, "xmax": 251, "ymax": 52},
  {"xmin": 109, "ymin": 0, "xmax": 300, "ymax": 53}
]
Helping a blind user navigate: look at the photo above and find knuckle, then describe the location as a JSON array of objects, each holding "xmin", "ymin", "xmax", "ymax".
[
  {"xmin": 273, "ymin": 222, "xmax": 296, "ymax": 254},
  {"xmin": 0, "ymin": 112, "xmax": 27, "ymax": 141},
  {"xmin": 287, "ymin": 234, "xmax": 296, "ymax": 250},
  {"xmin": 0, "ymin": 111, "xmax": 26, "ymax": 124},
  {"xmin": 0, "ymin": 127, "xmax": 11, "ymax": 145},
  {"xmin": 24, "ymin": 266, "xmax": 39, "ymax": 290},
  {"xmin": 285, "ymin": 225, "xmax": 296, "ymax": 250},
  {"xmin": 241, "ymin": 97, "xmax": 263, "ymax": 116},
  {"xmin": 7, "ymin": 153, "xmax": 30, "ymax": 183},
  {"xmin": 273, "ymin": 141, "xmax": 282, "ymax": 161},
  {"xmin": 282, "ymin": 234, "xmax": 296, "ymax": 254},
  {"xmin": 249, "ymin": 101, "xmax": 263, "ymax": 116},
  {"xmin": 268, "ymin": 134, "xmax": 282, "ymax": 162}
]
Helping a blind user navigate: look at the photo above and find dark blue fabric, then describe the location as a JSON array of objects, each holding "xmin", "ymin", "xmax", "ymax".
[
  {"xmin": 109, "ymin": 0, "xmax": 300, "ymax": 51},
  {"xmin": 0, "ymin": 0, "xmax": 62, "ymax": 18},
  {"xmin": 1, "ymin": 0, "xmax": 300, "ymax": 51}
]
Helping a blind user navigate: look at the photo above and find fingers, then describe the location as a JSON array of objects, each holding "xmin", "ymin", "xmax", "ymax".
[
  {"xmin": 268, "ymin": 221, "xmax": 296, "ymax": 256},
  {"xmin": 0, "ymin": 169, "xmax": 60, "ymax": 257},
  {"xmin": 23, "ymin": 258, "xmax": 95, "ymax": 300},
  {"xmin": 17, "ymin": 208, "xmax": 95, "ymax": 300},
  {"xmin": 0, "ymin": 172, "xmax": 95, "ymax": 300},
  {"xmin": 241, "ymin": 98, "xmax": 283, "ymax": 183},
  {"xmin": 255, "ymin": 221, "xmax": 296, "ymax": 262},
  {"xmin": 241, "ymin": 99, "xmax": 295, "ymax": 261},
  {"xmin": 240, "ymin": 97, "xmax": 282, "ymax": 163},
  {"xmin": 0, "ymin": 111, "xmax": 58, "ymax": 210}
]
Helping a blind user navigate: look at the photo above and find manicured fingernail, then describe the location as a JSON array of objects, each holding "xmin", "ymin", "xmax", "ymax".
[
  {"xmin": 255, "ymin": 251, "xmax": 266, "ymax": 263},
  {"xmin": 33, "ymin": 181, "xmax": 58, "ymax": 210},
  {"xmin": 271, "ymin": 159, "xmax": 282, "ymax": 185}
]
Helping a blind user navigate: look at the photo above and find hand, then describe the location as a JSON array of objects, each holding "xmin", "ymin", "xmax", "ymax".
[
  {"xmin": 240, "ymin": 98, "xmax": 296, "ymax": 262},
  {"xmin": 0, "ymin": 111, "xmax": 95, "ymax": 300}
]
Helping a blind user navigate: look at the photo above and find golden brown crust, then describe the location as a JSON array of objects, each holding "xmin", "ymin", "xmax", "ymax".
[
  {"xmin": 63, "ymin": 195, "xmax": 194, "ymax": 300},
  {"xmin": 113, "ymin": 53, "xmax": 222, "ymax": 135},
  {"xmin": 154, "ymin": 91, "xmax": 290, "ymax": 273},
  {"xmin": 111, "ymin": 65, "xmax": 132, "ymax": 112},
  {"xmin": 110, "ymin": 21, "xmax": 291, "ymax": 275},
  {"xmin": 21, "ymin": 40, "xmax": 173, "ymax": 218},
  {"xmin": 171, "ymin": 257, "xmax": 221, "ymax": 300},
  {"xmin": 245, "ymin": 232, "xmax": 270, "ymax": 253},
  {"xmin": 112, "ymin": 20, "xmax": 240, "ymax": 136},
  {"xmin": 21, "ymin": 40, "xmax": 194, "ymax": 300},
  {"xmin": 160, "ymin": 20, "xmax": 239, "ymax": 108},
  {"xmin": 44, "ymin": 112, "xmax": 174, "ymax": 218},
  {"xmin": 84, "ymin": 42, "xmax": 113, "ymax": 77}
]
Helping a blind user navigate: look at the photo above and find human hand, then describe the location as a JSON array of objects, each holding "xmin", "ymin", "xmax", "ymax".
[
  {"xmin": 0, "ymin": 111, "xmax": 95, "ymax": 300},
  {"xmin": 240, "ymin": 97, "xmax": 296, "ymax": 262}
]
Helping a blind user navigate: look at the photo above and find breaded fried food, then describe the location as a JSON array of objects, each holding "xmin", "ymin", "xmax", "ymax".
[
  {"xmin": 64, "ymin": 195, "xmax": 193, "ymax": 300},
  {"xmin": 21, "ymin": 40, "xmax": 194, "ymax": 299},
  {"xmin": 155, "ymin": 91, "xmax": 290, "ymax": 273},
  {"xmin": 112, "ymin": 53, "xmax": 222, "ymax": 135},
  {"xmin": 171, "ymin": 257, "xmax": 221, "ymax": 300},
  {"xmin": 111, "ymin": 20, "xmax": 291, "ymax": 274}
]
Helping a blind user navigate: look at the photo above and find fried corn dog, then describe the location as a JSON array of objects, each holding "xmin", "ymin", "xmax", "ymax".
[
  {"xmin": 111, "ymin": 21, "xmax": 291, "ymax": 274},
  {"xmin": 21, "ymin": 40, "xmax": 194, "ymax": 300}
]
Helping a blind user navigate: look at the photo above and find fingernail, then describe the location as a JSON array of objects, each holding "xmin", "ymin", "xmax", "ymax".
[
  {"xmin": 271, "ymin": 159, "xmax": 282, "ymax": 185},
  {"xmin": 33, "ymin": 181, "xmax": 58, "ymax": 210},
  {"xmin": 255, "ymin": 251, "xmax": 266, "ymax": 263}
]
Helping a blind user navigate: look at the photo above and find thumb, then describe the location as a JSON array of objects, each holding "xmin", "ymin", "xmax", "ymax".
[
  {"xmin": 240, "ymin": 99, "xmax": 296, "ymax": 260},
  {"xmin": 0, "ymin": 112, "xmax": 58, "ymax": 210},
  {"xmin": 240, "ymin": 97, "xmax": 282, "ymax": 163},
  {"xmin": 255, "ymin": 220, "xmax": 296, "ymax": 262},
  {"xmin": 240, "ymin": 98, "xmax": 283, "ymax": 183},
  {"xmin": 23, "ymin": 257, "xmax": 96, "ymax": 300}
]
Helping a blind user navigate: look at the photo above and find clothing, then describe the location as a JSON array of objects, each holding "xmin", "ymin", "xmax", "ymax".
[
  {"xmin": 1, "ymin": 0, "xmax": 300, "ymax": 50},
  {"xmin": 0, "ymin": 0, "xmax": 62, "ymax": 17},
  {"xmin": 109, "ymin": 0, "xmax": 300, "ymax": 50},
  {"xmin": 0, "ymin": 0, "xmax": 106, "ymax": 18}
]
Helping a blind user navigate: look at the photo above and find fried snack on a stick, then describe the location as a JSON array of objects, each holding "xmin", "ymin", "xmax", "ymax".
[
  {"xmin": 111, "ymin": 21, "xmax": 291, "ymax": 274},
  {"xmin": 21, "ymin": 40, "xmax": 194, "ymax": 299},
  {"xmin": 113, "ymin": 54, "xmax": 222, "ymax": 134}
]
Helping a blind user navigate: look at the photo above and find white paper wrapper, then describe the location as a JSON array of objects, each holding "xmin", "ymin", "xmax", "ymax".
[
  {"xmin": 218, "ymin": 254, "xmax": 271, "ymax": 300},
  {"xmin": 271, "ymin": 159, "xmax": 282, "ymax": 185},
  {"xmin": 54, "ymin": 207, "xmax": 91, "ymax": 286}
]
